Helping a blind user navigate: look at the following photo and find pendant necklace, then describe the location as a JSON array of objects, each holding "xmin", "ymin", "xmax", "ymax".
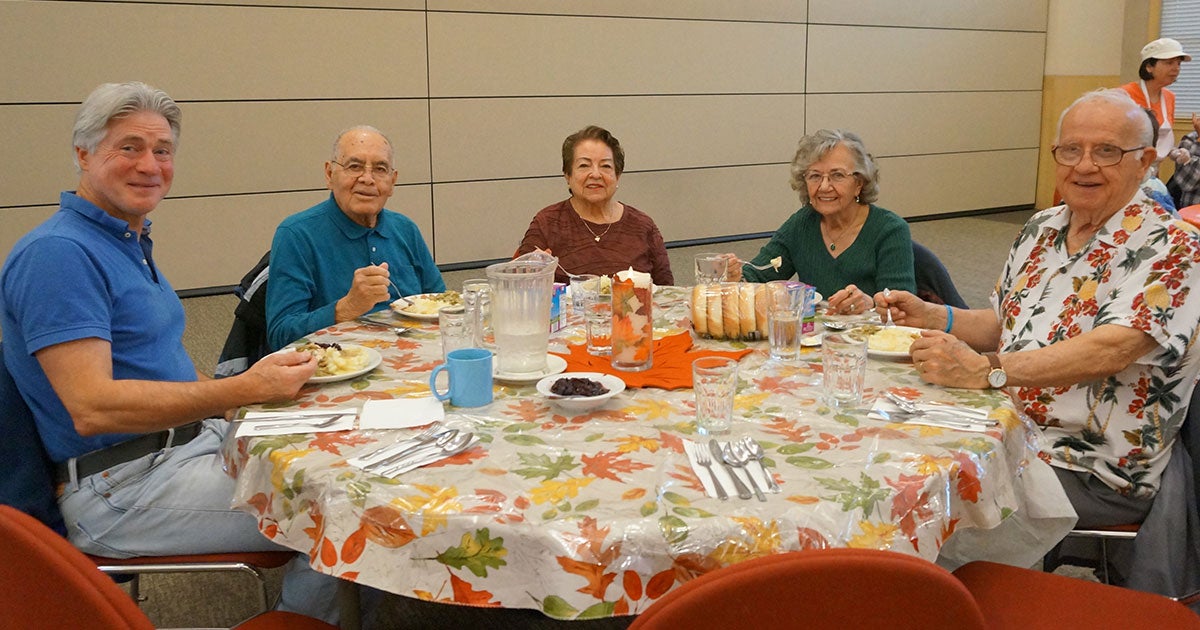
[
  {"xmin": 825, "ymin": 207, "xmax": 866, "ymax": 251},
  {"xmin": 581, "ymin": 212, "xmax": 614, "ymax": 242}
]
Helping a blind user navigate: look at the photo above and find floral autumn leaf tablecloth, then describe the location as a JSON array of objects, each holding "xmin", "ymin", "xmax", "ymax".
[{"xmin": 228, "ymin": 286, "xmax": 1038, "ymax": 620}]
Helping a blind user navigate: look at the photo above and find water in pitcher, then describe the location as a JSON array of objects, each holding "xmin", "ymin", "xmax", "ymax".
[{"xmin": 486, "ymin": 252, "xmax": 556, "ymax": 375}]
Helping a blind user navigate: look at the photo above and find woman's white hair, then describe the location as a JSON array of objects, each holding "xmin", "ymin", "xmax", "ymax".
[
  {"xmin": 72, "ymin": 82, "xmax": 181, "ymax": 171},
  {"xmin": 788, "ymin": 129, "xmax": 880, "ymax": 206}
]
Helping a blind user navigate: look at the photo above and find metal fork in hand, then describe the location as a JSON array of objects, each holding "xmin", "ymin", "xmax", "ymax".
[
  {"xmin": 694, "ymin": 445, "xmax": 728, "ymax": 501},
  {"xmin": 882, "ymin": 288, "xmax": 895, "ymax": 328},
  {"xmin": 738, "ymin": 258, "xmax": 777, "ymax": 271}
]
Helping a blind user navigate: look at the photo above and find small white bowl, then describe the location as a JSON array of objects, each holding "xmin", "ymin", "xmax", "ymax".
[{"xmin": 535, "ymin": 372, "xmax": 626, "ymax": 413}]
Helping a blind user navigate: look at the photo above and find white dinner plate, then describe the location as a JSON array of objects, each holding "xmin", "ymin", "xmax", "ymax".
[
  {"xmin": 536, "ymin": 372, "xmax": 626, "ymax": 413},
  {"xmin": 493, "ymin": 354, "xmax": 568, "ymax": 384},
  {"xmin": 390, "ymin": 293, "xmax": 459, "ymax": 320},
  {"xmin": 308, "ymin": 345, "xmax": 383, "ymax": 383},
  {"xmin": 859, "ymin": 325, "xmax": 921, "ymax": 360}
]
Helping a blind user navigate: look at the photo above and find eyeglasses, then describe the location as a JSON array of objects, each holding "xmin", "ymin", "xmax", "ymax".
[
  {"xmin": 1051, "ymin": 144, "xmax": 1144, "ymax": 167},
  {"xmin": 803, "ymin": 170, "xmax": 855, "ymax": 186},
  {"xmin": 332, "ymin": 160, "xmax": 394, "ymax": 179}
]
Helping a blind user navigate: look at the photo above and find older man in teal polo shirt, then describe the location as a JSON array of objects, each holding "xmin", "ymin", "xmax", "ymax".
[{"xmin": 266, "ymin": 125, "xmax": 445, "ymax": 349}]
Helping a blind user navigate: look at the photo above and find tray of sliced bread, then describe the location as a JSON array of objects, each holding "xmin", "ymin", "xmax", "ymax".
[{"xmin": 690, "ymin": 283, "xmax": 770, "ymax": 341}]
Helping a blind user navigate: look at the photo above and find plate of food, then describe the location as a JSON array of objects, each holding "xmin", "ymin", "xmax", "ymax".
[
  {"xmin": 293, "ymin": 342, "xmax": 382, "ymax": 383},
  {"xmin": 847, "ymin": 324, "xmax": 921, "ymax": 359},
  {"xmin": 536, "ymin": 372, "xmax": 626, "ymax": 413},
  {"xmin": 391, "ymin": 291, "xmax": 463, "ymax": 320},
  {"xmin": 493, "ymin": 354, "xmax": 568, "ymax": 384}
]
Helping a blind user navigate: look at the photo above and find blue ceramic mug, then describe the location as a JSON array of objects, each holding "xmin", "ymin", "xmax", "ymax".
[{"xmin": 429, "ymin": 348, "xmax": 494, "ymax": 407}]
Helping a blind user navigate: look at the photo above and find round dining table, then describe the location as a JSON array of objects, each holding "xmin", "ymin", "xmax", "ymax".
[{"xmin": 225, "ymin": 285, "xmax": 1075, "ymax": 625}]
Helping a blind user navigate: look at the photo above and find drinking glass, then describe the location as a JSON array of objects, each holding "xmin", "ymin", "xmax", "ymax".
[
  {"xmin": 822, "ymin": 331, "xmax": 868, "ymax": 408},
  {"xmin": 439, "ymin": 305, "xmax": 471, "ymax": 359},
  {"xmin": 461, "ymin": 279, "xmax": 492, "ymax": 349},
  {"xmin": 694, "ymin": 253, "xmax": 729, "ymax": 285},
  {"xmin": 766, "ymin": 280, "xmax": 808, "ymax": 361},
  {"xmin": 693, "ymin": 356, "xmax": 739, "ymax": 435},
  {"xmin": 585, "ymin": 295, "xmax": 613, "ymax": 356},
  {"xmin": 569, "ymin": 274, "xmax": 599, "ymax": 319}
]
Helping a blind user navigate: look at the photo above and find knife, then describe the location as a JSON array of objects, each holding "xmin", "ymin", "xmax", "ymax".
[{"xmin": 709, "ymin": 439, "xmax": 751, "ymax": 499}]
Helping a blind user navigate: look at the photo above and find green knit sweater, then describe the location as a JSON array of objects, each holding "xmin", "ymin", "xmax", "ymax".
[{"xmin": 742, "ymin": 204, "xmax": 916, "ymax": 297}]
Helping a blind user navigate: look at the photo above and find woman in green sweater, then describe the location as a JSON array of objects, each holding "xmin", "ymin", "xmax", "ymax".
[{"xmin": 732, "ymin": 129, "xmax": 915, "ymax": 315}]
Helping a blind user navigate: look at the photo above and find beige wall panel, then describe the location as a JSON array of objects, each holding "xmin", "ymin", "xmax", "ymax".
[
  {"xmin": 176, "ymin": 100, "xmax": 431, "ymax": 198},
  {"xmin": 806, "ymin": 92, "xmax": 1041, "ymax": 156},
  {"xmin": 431, "ymin": 165, "xmax": 795, "ymax": 263},
  {"xmin": 810, "ymin": 0, "xmax": 1047, "ymax": 31},
  {"xmin": 0, "ymin": 105, "xmax": 80, "ymax": 208},
  {"xmin": 427, "ymin": 13, "xmax": 806, "ymax": 97},
  {"xmin": 114, "ymin": 1, "xmax": 422, "ymax": 8},
  {"xmin": 0, "ymin": 100, "xmax": 431, "ymax": 208},
  {"xmin": 807, "ymin": 26, "xmax": 1045, "ymax": 93},
  {"xmin": 429, "ymin": 0, "xmax": 805, "ymax": 22},
  {"xmin": 1, "ymin": 3, "xmax": 427, "ymax": 103},
  {"xmin": 878, "ymin": 150, "xmax": 1038, "ymax": 217},
  {"xmin": 150, "ymin": 185, "xmax": 433, "ymax": 290},
  {"xmin": 429, "ymin": 95, "xmax": 806, "ymax": 182},
  {"xmin": 0, "ymin": 206, "xmax": 59, "ymax": 266},
  {"xmin": 1046, "ymin": 0, "xmax": 1125, "ymax": 76}
]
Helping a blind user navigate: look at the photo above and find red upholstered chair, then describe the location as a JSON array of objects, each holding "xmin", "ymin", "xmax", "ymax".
[
  {"xmin": 0, "ymin": 505, "xmax": 336, "ymax": 630},
  {"xmin": 628, "ymin": 549, "xmax": 988, "ymax": 630},
  {"xmin": 954, "ymin": 560, "xmax": 1200, "ymax": 629},
  {"xmin": 1179, "ymin": 204, "xmax": 1200, "ymax": 229}
]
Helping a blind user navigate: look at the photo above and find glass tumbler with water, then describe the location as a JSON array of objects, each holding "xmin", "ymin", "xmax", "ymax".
[
  {"xmin": 461, "ymin": 278, "xmax": 492, "ymax": 348},
  {"xmin": 693, "ymin": 356, "xmax": 739, "ymax": 435},
  {"xmin": 766, "ymin": 280, "xmax": 808, "ymax": 361},
  {"xmin": 822, "ymin": 331, "xmax": 868, "ymax": 407}
]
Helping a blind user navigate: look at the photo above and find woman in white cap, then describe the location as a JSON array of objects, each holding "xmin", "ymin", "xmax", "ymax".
[{"xmin": 1120, "ymin": 38, "xmax": 1192, "ymax": 169}]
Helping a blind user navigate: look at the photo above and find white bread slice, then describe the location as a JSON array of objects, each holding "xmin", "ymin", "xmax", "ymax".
[
  {"xmin": 691, "ymin": 284, "xmax": 708, "ymax": 335},
  {"xmin": 739, "ymin": 283, "xmax": 757, "ymax": 339},
  {"xmin": 754, "ymin": 284, "xmax": 769, "ymax": 338},
  {"xmin": 721, "ymin": 284, "xmax": 739, "ymax": 340},
  {"xmin": 707, "ymin": 285, "xmax": 725, "ymax": 339}
]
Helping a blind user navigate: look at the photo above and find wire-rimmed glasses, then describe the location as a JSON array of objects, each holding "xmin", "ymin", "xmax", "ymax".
[
  {"xmin": 1051, "ymin": 144, "xmax": 1145, "ymax": 168},
  {"xmin": 802, "ymin": 170, "xmax": 856, "ymax": 186},
  {"xmin": 331, "ymin": 159, "xmax": 394, "ymax": 179}
]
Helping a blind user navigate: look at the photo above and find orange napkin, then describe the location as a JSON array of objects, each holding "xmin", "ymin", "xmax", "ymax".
[{"xmin": 552, "ymin": 332, "xmax": 752, "ymax": 390}]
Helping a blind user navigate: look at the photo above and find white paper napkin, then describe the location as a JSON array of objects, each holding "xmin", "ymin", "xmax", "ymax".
[
  {"xmin": 868, "ymin": 399, "xmax": 992, "ymax": 432},
  {"xmin": 236, "ymin": 408, "xmax": 358, "ymax": 437},
  {"xmin": 358, "ymin": 397, "xmax": 445, "ymax": 430}
]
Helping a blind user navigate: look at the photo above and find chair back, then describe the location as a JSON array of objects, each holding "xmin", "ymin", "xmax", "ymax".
[
  {"xmin": 0, "ymin": 504, "xmax": 154, "ymax": 629},
  {"xmin": 912, "ymin": 241, "xmax": 968, "ymax": 309},
  {"xmin": 216, "ymin": 251, "xmax": 272, "ymax": 378},
  {"xmin": 0, "ymin": 342, "xmax": 67, "ymax": 535},
  {"xmin": 628, "ymin": 549, "xmax": 987, "ymax": 630}
]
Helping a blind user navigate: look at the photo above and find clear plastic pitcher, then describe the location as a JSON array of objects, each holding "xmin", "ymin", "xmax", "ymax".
[{"xmin": 486, "ymin": 252, "xmax": 557, "ymax": 375}]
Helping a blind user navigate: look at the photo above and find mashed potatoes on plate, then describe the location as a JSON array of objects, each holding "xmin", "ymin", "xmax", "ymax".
[
  {"xmin": 854, "ymin": 325, "xmax": 920, "ymax": 353},
  {"xmin": 394, "ymin": 291, "xmax": 462, "ymax": 315},
  {"xmin": 297, "ymin": 342, "xmax": 370, "ymax": 377}
]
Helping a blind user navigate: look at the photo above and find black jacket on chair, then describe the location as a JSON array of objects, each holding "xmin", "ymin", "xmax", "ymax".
[{"xmin": 215, "ymin": 251, "xmax": 271, "ymax": 378}]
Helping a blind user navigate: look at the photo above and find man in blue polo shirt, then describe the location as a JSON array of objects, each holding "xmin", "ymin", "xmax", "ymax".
[
  {"xmin": 0, "ymin": 81, "xmax": 337, "ymax": 622},
  {"xmin": 266, "ymin": 125, "xmax": 445, "ymax": 349}
]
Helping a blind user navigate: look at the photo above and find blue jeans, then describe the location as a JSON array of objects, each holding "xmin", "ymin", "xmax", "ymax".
[{"xmin": 58, "ymin": 418, "xmax": 339, "ymax": 623}]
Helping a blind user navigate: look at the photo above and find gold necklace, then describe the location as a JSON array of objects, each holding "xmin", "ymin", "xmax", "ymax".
[
  {"xmin": 579, "ymin": 210, "xmax": 615, "ymax": 242},
  {"xmin": 824, "ymin": 207, "xmax": 866, "ymax": 251}
]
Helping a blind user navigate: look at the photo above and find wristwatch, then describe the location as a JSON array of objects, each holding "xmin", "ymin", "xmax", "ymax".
[{"xmin": 984, "ymin": 353, "xmax": 1007, "ymax": 388}]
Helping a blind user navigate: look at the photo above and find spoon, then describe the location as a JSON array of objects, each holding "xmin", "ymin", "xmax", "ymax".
[
  {"xmin": 365, "ymin": 429, "xmax": 459, "ymax": 471},
  {"xmin": 724, "ymin": 442, "xmax": 766, "ymax": 502},
  {"xmin": 377, "ymin": 431, "xmax": 474, "ymax": 477},
  {"xmin": 739, "ymin": 438, "xmax": 780, "ymax": 493}
]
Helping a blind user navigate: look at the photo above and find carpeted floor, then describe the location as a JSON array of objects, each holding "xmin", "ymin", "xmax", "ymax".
[{"xmin": 148, "ymin": 208, "xmax": 1101, "ymax": 628}]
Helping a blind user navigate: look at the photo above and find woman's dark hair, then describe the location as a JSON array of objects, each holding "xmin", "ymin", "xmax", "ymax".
[
  {"xmin": 1139, "ymin": 58, "xmax": 1158, "ymax": 81},
  {"xmin": 1144, "ymin": 108, "xmax": 1160, "ymax": 146},
  {"xmin": 561, "ymin": 125, "xmax": 625, "ymax": 176}
]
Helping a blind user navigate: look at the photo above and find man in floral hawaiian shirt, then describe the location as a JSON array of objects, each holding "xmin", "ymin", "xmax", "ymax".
[{"xmin": 877, "ymin": 88, "xmax": 1200, "ymax": 528}]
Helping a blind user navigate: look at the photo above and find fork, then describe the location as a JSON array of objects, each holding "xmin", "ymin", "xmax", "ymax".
[
  {"xmin": 246, "ymin": 413, "xmax": 349, "ymax": 431},
  {"xmin": 737, "ymin": 258, "xmax": 777, "ymax": 271},
  {"xmin": 882, "ymin": 288, "xmax": 895, "ymax": 328},
  {"xmin": 356, "ymin": 422, "xmax": 444, "ymax": 464},
  {"xmin": 355, "ymin": 316, "xmax": 411, "ymax": 335},
  {"xmin": 694, "ymin": 445, "xmax": 728, "ymax": 500}
]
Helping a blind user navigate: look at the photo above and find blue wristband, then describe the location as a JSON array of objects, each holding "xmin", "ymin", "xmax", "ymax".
[{"xmin": 943, "ymin": 305, "xmax": 954, "ymax": 333}]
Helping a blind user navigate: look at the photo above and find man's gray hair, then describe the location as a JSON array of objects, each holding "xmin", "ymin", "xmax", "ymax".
[
  {"xmin": 72, "ymin": 82, "xmax": 181, "ymax": 170},
  {"xmin": 788, "ymin": 129, "xmax": 881, "ymax": 205},
  {"xmin": 1055, "ymin": 88, "xmax": 1154, "ymax": 147},
  {"xmin": 331, "ymin": 125, "xmax": 395, "ymax": 164}
]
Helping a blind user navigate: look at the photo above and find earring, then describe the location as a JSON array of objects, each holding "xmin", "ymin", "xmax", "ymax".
[{"xmin": 855, "ymin": 195, "xmax": 861, "ymax": 203}]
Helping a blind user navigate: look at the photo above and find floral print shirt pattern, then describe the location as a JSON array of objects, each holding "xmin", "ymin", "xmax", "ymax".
[{"xmin": 992, "ymin": 191, "xmax": 1200, "ymax": 497}]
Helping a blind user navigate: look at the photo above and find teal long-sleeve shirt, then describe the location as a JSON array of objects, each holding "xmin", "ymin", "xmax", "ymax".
[
  {"xmin": 742, "ymin": 204, "xmax": 916, "ymax": 297},
  {"xmin": 266, "ymin": 194, "xmax": 445, "ymax": 349}
]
